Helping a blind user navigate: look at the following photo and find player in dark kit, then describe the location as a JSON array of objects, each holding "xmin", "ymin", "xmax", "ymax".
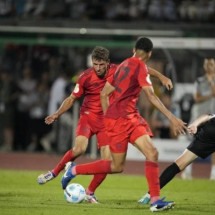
[
  {"xmin": 139, "ymin": 113, "xmax": 215, "ymax": 204},
  {"xmin": 61, "ymin": 37, "xmax": 187, "ymax": 212},
  {"xmin": 37, "ymin": 46, "xmax": 173, "ymax": 203}
]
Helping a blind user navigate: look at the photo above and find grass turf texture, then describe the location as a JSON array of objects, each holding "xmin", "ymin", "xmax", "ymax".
[{"xmin": 0, "ymin": 169, "xmax": 215, "ymax": 215}]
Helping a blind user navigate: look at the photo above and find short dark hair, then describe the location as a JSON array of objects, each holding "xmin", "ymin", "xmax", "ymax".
[
  {"xmin": 135, "ymin": 37, "xmax": 153, "ymax": 52},
  {"xmin": 91, "ymin": 46, "xmax": 110, "ymax": 61}
]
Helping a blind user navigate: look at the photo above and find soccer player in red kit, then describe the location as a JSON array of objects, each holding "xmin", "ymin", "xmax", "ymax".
[
  {"xmin": 38, "ymin": 46, "xmax": 174, "ymax": 204},
  {"xmin": 37, "ymin": 46, "xmax": 116, "ymax": 203},
  {"xmin": 61, "ymin": 38, "xmax": 187, "ymax": 211}
]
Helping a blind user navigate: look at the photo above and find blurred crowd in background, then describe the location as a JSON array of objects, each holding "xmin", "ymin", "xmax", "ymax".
[
  {"xmin": 0, "ymin": 0, "xmax": 214, "ymax": 155},
  {"xmin": 0, "ymin": 0, "xmax": 214, "ymax": 23},
  {"xmin": 0, "ymin": 43, "xmax": 204, "ymax": 154}
]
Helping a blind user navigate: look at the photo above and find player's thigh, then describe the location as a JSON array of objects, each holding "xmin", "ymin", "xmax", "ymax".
[
  {"xmin": 76, "ymin": 114, "xmax": 92, "ymax": 138},
  {"xmin": 72, "ymin": 135, "xmax": 89, "ymax": 155},
  {"xmin": 175, "ymin": 149, "xmax": 198, "ymax": 170},
  {"xmin": 133, "ymin": 135, "xmax": 158, "ymax": 161},
  {"xmin": 97, "ymin": 129, "xmax": 109, "ymax": 148},
  {"xmin": 110, "ymin": 152, "xmax": 127, "ymax": 173},
  {"xmin": 100, "ymin": 145, "xmax": 111, "ymax": 160}
]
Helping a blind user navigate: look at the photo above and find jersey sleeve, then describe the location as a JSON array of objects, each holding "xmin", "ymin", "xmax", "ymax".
[
  {"xmin": 107, "ymin": 74, "xmax": 114, "ymax": 85},
  {"xmin": 106, "ymin": 64, "xmax": 116, "ymax": 85},
  {"xmin": 72, "ymin": 75, "xmax": 85, "ymax": 98},
  {"xmin": 137, "ymin": 63, "xmax": 152, "ymax": 87}
]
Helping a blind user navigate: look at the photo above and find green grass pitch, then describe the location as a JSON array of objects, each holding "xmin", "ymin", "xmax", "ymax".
[{"xmin": 0, "ymin": 169, "xmax": 215, "ymax": 215}]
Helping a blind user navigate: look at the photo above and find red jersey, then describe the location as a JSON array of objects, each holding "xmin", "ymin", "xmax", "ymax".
[
  {"xmin": 106, "ymin": 57, "xmax": 152, "ymax": 119},
  {"xmin": 72, "ymin": 64, "xmax": 117, "ymax": 115}
]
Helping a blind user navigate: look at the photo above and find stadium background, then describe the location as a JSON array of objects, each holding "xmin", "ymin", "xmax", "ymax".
[{"xmin": 0, "ymin": 0, "xmax": 215, "ymax": 178}]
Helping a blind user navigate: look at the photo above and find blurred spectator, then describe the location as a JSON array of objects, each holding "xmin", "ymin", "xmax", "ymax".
[
  {"xmin": 182, "ymin": 58, "xmax": 215, "ymax": 180},
  {"xmin": 23, "ymin": 0, "xmax": 46, "ymax": 17},
  {"xmin": 128, "ymin": 0, "xmax": 139, "ymax": 20},
  {"xmin": 67, "ymin": 0, "xmax": 87, "ymax": 20},
  {"xmin": 14, "ymin": 66, "xmax": 37, "ymax": 151},
  {"xmin": 1, "ymin": 45, "xmax": 18, "ymax": 76},
  {"xmin": 138, "ymin": 0, "xmax": 149, "ymax": 18},
  {"xmin": 27, "ymin": 80, "xmax": 50, "ymax": 152},
  {"xmin": 0, "ymin": 0, "xmax": 213, "ymax": 23},
  {"xmin": 0, "ymin": 0, "xmax": 14, "ymax": 17},
  {"xmin": 40, "ymin": 71, "xmax": 70, "ymax": 152},
  {"xmin": 0, "ymin": 70, "xmax": 19, "ymax": 151},
  {"xmin": 14, "ymin": 0, "xmax": 26, "ymax": 17},
  {"xmin": 86, "ymin": 0, "xmax": 106, "ymax": 20},
  {"xmin": 148, "ymin": 0, "xmax": 162, "ymax": 20},
  {"xmin": 150, "ymin": 91, "xmax": 181, "ymax": 139},
  {"xmin": 163, "ymin": 0, "xmax": 178, "ymax": 21},
  {"xmin": 48, "ymin": 56, "xmax": 62, "ymax": 82},
  {"xmin": 193, "ymin": 58, "xmax": 215, "ymax": 119},
  {"xmin": 178, "ymin": 93, "xmax": 195, "ymax": 124}
]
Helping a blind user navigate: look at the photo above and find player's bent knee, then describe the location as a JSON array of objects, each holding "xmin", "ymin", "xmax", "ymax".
[
  {"xmin": 145, "ymin": 148, "xmax": 158, "ymax": 162},
  {"xmin": 111, "ymin": 165, "xmax": 124, "ymax": 173},
  {"xmin": 72, "ymin": 146, "xmax": 87, "ymax": 156}
]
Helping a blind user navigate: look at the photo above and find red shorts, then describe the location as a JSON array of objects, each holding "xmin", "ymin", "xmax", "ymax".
[
  {"xmin": 104, "ymin": 113, "xmax": 153, "ymax": 153},
  {"xmin": 76, "ymin": 112, "xmax": 109, "ymax": 148}
]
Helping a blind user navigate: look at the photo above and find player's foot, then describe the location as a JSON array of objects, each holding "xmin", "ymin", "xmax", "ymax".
[
  {"xmin": 37, "ymin": 171, "xmax": 55, "ymax": 184},
  {"xmin": 138, "ymin": 193, "xmax": 151, "ymax": 204},
  {"xmin": 150, "ymin": 199, "xmax": 175, "ymax": 212},
  {"xmin": 85, "ymin": 193, "xmax": 99, "ymax": 203},
  {"xmin": 65, "ymin": 161, "xmax": 72, "ymax": 171},
  {"xmin": 61, "ymin": 162, "xmax": 76, "ymax": 189}
]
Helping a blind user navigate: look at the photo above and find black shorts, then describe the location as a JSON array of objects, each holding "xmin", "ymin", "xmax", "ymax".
[{"xmin": 187, "ymin": 138, "xmax": 215, "ymax": 159}]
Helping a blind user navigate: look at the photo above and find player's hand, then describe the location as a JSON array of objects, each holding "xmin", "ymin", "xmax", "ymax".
[
  {"xmin": 160, "ymin": 76, "xmax": 173, "ymax": 91},
  {"xmin": 45, "ymin": 113, "xmax": 59, "ymax": 125},
  {"xmin": 187, "ymin": 124, "xmax": 197, "ymax": 135},
  {"xmin": 170, "ymin": 116, "xmax": 187, "ymax": 136}
]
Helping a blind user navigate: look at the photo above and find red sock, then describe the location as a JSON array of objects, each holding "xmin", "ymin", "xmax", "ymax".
[
  {"xmin": 87, "ymin": 174, "xmax": 107, "ymax": 194},
  {"xmin": 76, "ymin": 160, "xmax": 111, "ymax": 175},
  {"xmin": 52, "ymin": 150, "xmax": 75, "ymax": 176},
  {"xmin": 145, "ymin": 161, "xmax": 160, "ymax": 201}
]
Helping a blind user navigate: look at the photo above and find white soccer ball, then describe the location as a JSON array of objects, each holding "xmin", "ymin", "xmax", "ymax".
[{"xmin": 64, "ymin": 183, "xmax": 86, "ymax": 203}]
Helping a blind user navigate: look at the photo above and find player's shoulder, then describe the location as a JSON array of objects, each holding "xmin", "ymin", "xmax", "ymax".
[
  {"xmin": 109, "ymin": 63, "xmax": 118, "ymax": 69},
  {"xmin": 127, "ymin": 56, "xmax": 145, "ymax": 66},
  {"xmin": 108, "ymin": 63, "xmax": 118, "ymax": 74},
  {"xmin": 78, "ymin": 68, "xmax": 94, "ymax": 81}
]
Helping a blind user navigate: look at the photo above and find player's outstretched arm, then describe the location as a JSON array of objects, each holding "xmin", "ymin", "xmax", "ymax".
[
  {"xmin": 100, "ymin": 81, "xmax": 115, "ymax": 114},
  {"xmin": 45, "ymin": 94, "xmax": 76, "ymax": 125},
  {"xmin": 142, "ymin": 86, "xmax": 187, "ymax": 136},
  {"xmin": 148, "ymin": 67, "xmax": 173, "ymax": 90},
  {"xmin": 188, "ymin": 114, "xmax": 214, "ymax": 134}
]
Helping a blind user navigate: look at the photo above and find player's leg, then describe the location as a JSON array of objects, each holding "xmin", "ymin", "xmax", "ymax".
[
  {"xmin": 134, "ymin": 135, "xmax": 160, "ymax": 201},
  {"xmin": 174, "ymin": 149, "xmax": 197, "ymax": 171},
  {"xmin": 37, "ymin": 135, "xmax": 88, "ymax": 184},
  {"xmin": 158, "ymin": 149, "xmax": 197, "ymax": 193},
  {"xmin": 61, "ymin": 117, "xmax": 128, "ymax": 189},
  {"xmin": 73, "ymin": 151, "xmax": 125, "ymax": 174},
  {"xmin": 61, "ymin": 152, "xmax": 126, "ymax": 189},
  {"xmin": 61, "ymin": 121, "xmax": 128, "ymax": 189},
  {"xmin": 139, "ymin": 149, "xmax": 197, "ymax": 204},
  {"xmin": 37, "ymin": 114, "xmax": 91, "ymax": 184},
  {"xmin": 134, "ymin": 134, "xmax": 174, "ymax": 211},
  {"xmin": 85, "ymin": 145, "xmax": 111, "ymax": 203},
  {"xmin": 52, "ymin": 135, "xmax": 89, "ymax": 175}
]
